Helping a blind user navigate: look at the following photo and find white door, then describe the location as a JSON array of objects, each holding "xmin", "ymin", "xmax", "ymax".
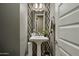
[{"xmin": 55, "ymin": 3, "xmax": 79, "ymax": 56}]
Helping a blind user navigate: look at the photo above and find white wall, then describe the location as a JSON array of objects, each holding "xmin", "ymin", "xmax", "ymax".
[
  {"xmin": 20, "ymin": 4, "xmax": 28, "ymax": 56},
  {"xmin": 50, "ymin": 4, "xmax": 55, "ymax": 21}
]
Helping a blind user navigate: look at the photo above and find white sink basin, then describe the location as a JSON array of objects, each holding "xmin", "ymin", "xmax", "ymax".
[
  {"xmin": 29, "ymin": 36, "xmax": 48, "ymax": 42},
  {"xmin": 29, "ymin": 36, "xmax": 49, "ymax": 56}
]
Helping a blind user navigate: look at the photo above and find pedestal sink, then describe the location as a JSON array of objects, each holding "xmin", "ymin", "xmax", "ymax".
[{"xmin": 29, "ymin": 36, "xmax": 49, "ymax": 56}]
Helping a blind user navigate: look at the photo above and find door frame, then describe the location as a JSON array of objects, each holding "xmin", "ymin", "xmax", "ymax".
[{"xmin": 55, "ymin": 3, "xmax": 62, "ymax": 55}]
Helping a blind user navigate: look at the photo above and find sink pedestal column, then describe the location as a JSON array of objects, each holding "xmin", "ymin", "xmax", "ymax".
[
  {"xmin": 36, "ymin": 42, "xmax": 42, "ymax": 56},
  {"xmin": 29, "ymin": 36, "xmax": 49, "ymax": 56}
]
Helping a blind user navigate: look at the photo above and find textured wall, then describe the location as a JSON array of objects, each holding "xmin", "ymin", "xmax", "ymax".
[
  {"xmin": 0, "ymin": 4, "xmax": 20, "ymax": 56},
  {"xmin": 27, "ymin": 3, "xmax": 33, "ymax": 40},
  {"xmin": 41, "ymin": 3, "xmax": 50, "ymax": 56},
  {"xmin": 27, "ymin": 4, "xmax": 37, "ymax": 56}
]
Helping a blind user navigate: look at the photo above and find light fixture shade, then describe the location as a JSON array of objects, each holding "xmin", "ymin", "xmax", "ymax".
[
  {"xmin": 34, "ymin": 3, "xmax": 38, "ymax": 8},
  {"xmin": 39, "ymin": 3, "xmax": 43, "ymax": 8},
  {"xmin": 32, "ymin": 3, "xmax": 45, "ymax": 11}
]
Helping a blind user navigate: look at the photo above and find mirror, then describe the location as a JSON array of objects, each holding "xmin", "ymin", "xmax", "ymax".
[{"xmin": 35, "ymin": 14, "xmax": 45, "ymax": 34}]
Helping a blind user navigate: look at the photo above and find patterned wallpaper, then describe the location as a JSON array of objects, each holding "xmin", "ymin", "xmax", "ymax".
[
  {"xmin": 41, "ymin": 3, "xmax": 50, "ymax": 56},
  {"xmin": 27, "ymin": 3, "xmax": 33, "ymax": 41},
  {"xmin": 27, "ymin": 3, "xmax": 50, "ymax": 56}
]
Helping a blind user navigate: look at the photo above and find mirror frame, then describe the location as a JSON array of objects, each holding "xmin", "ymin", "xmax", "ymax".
[{"xmin": 35, "ymin": 13, "xmax": 45, "ymax": 33}]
